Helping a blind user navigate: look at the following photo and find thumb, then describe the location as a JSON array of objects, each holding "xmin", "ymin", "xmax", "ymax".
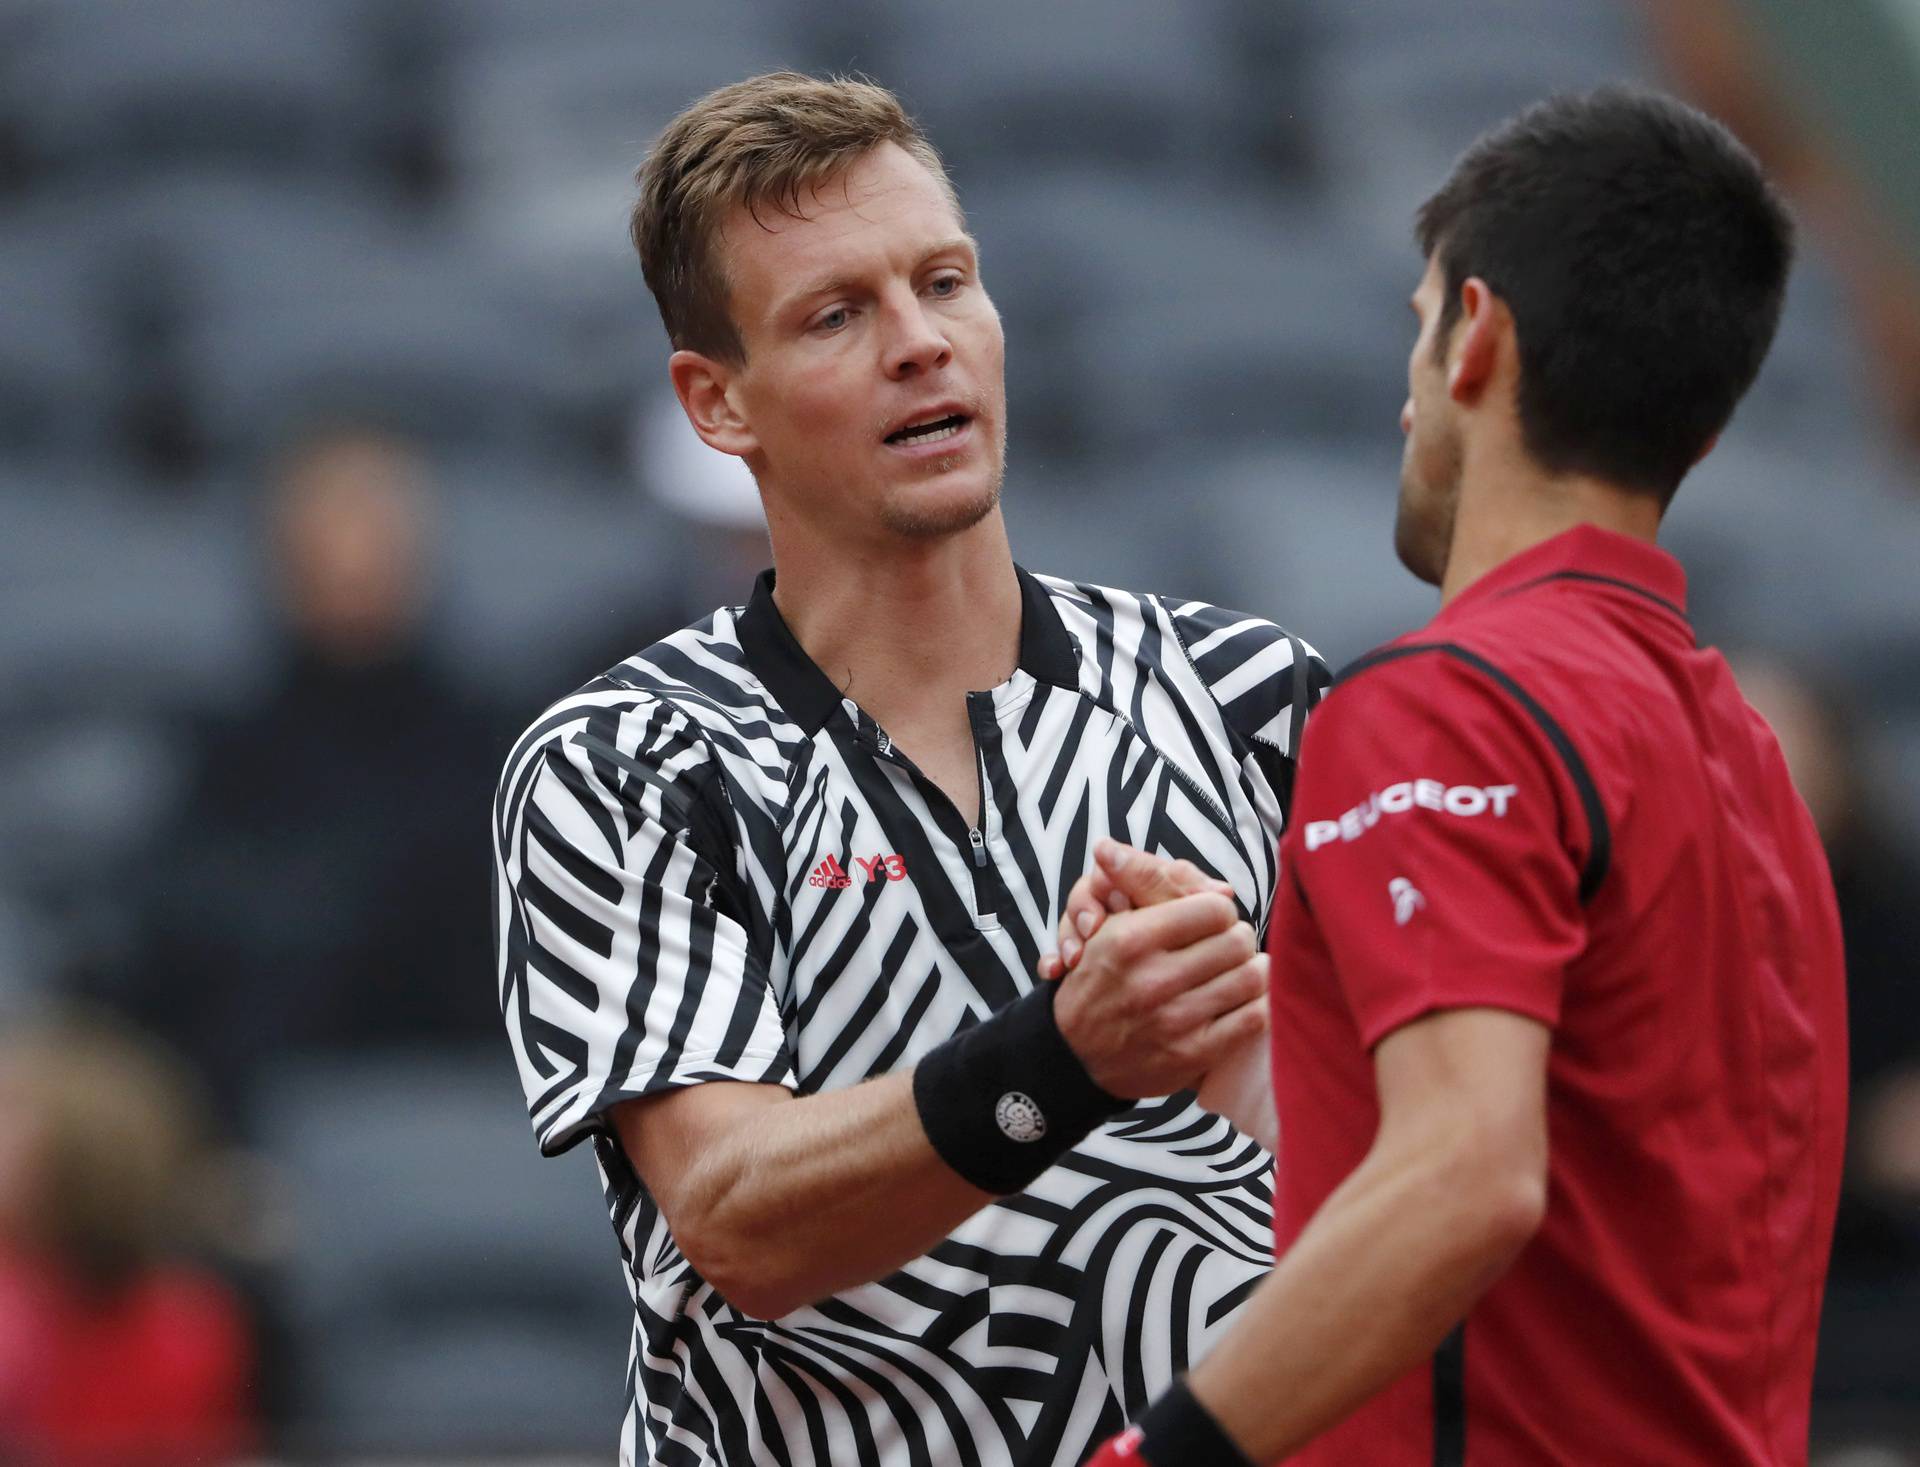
[{"xmin": 1094, "ymin": 838, "xmax": 1229, "ymax": 906}]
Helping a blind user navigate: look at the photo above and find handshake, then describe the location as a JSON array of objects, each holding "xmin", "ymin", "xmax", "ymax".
[{"xmin": 1039, "ymin": 838, "xmax": 1277, "ymax": 1150}]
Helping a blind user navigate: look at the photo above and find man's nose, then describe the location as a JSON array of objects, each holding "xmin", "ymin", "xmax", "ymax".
[
  {"xmin": 883, "ymin": 298, "xmax": 952, "ymax": 379},
  {"xmin": 1400, "ymin": 398, "xmax": 1414, "ymax": 436}
]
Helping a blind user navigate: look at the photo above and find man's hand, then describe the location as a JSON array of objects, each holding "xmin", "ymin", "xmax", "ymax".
[
  {"xmin": 1195, "ymin": 990, "xmax": 1277, "ymax": 1151},
  {"xmin": 1039, "ymin": 839, "xmax": 1231, "ymax": 979},
  {"xmin": 1052, "ymin": 889, "xmax": 1268, "ymax": 1100},
  {"xmin": 1044, "ymin": 840, "xmax": 1277, "ymax": 1142}
]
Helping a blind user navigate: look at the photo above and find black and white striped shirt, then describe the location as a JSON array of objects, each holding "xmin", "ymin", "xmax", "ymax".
[{"xmin": 492, "ymin": 567, "xmax": 1327, "ymax": 1467}]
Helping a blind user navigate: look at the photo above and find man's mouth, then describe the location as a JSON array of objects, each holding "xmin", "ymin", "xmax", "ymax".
[{"xmin": 884, "ymin": 413, "xmax": 970, "ymax": 447}]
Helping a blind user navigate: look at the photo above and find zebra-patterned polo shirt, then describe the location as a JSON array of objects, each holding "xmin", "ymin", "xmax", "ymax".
[{"xmin": 492, "ymin": 565, "xmax": 1327, "ymax": 1467}]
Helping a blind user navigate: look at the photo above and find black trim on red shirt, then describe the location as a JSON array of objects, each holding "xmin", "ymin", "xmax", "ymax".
[
  {"xmin": 1333, "ymin": 643, "xmax": 1612, "ymax": 903},
  {"xmin": 1432, "ymin": 1324, "xmax": 1466, "ymax": 1467},
  {"xmin": 1507, "ymin": 569, "xmax": 1693, "ymax": 638}
]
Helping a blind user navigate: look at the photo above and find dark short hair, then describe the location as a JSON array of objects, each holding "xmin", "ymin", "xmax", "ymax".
[{"xmin": 1415, "ymin": 86, "xmax": 1794, "ymax": 500}]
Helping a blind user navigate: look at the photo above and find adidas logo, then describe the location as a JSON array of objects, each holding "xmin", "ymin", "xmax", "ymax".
[
  {"xmin": 808, "ymin": 855, "xmax": 854, "ymax": 889},
  {"xmin": 807, "ymin": 853, "xmax": 909, "ymax": 889}
]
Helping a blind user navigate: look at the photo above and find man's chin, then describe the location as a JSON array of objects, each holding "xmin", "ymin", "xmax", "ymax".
[
  {"xmin": 877, "ymin": 471, "xmax": 1002, "ymax": 541},
  {"xmin": 1393, "ymin": 495, "xmax": 1446, "ymax": 588}
]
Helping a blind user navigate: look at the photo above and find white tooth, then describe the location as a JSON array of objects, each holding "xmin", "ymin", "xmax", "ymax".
[{"xmin": 901, "ymin": 424, "xmax": 958, "ymax": 445}]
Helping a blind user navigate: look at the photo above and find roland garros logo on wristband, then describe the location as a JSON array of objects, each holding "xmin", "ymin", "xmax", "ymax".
[{"xmin": 995, "ymin": 1091, "xmax": 1046, "ymax": 1142}]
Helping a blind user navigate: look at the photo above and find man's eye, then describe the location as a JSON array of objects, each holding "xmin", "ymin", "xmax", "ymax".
[
  {"xmin": 816, "ymin": 308, "xmax": 849, "ymax": 331},
  {"xmin": 928, "ymin": 275, "xmax": 961, "ymax": 297}
]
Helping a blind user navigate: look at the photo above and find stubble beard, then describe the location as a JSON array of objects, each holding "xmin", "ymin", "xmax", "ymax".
[
  {"xmin": 877, "ymin": 461, "xmax": 1004, "ymax": 540},
  {"xmin": 1394, "ymin": 419, "xmax": 1462, "ymax": 587},
  {"xmin": 876, "ymin": 410, "xmax": 1007, "ymax": 541}
]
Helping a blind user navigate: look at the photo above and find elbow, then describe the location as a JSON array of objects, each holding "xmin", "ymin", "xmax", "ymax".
[
  {"xmin": 675, "ymin": 1212, "xmax": 810, "ymax": 1322},
  {"xmin": 712, "ymin": 1276, "xmax": 811, "ymax": 1324},
  {"xmin": 1452, "ymin": 1141, "xmax": 1547, "ymax": 1273},
  {"xmin": 1418, "ymin": 1123, "xmax": 1546, "ymax": 1278},
  {"xmin": 1473, "ymin": 1168, "xmax": 1547, "ymax": 1266}
]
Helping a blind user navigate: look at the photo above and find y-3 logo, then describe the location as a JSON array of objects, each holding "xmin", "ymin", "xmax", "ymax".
[
  {"xmin": 855, "ymin": 854, "xmax": 908, "ymax": 883},
  {"xmin": 810, "ymin": 853, "xmax": 908, "ymax": 888}
]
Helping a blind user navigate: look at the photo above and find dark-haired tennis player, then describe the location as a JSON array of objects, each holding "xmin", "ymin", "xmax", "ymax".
[{"xmin": 1082, "ymin": 87, "xmax": 1847, "ymax": 1466}]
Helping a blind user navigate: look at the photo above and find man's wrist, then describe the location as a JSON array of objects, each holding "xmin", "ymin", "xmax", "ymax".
[
  {"xmin": 912, "ymin": 982, "xmax": 1126, "ymax": 1195},
  {"xmin": 1117, "ymin": 1379, "xmax": 1255, "ymax": 1467}
]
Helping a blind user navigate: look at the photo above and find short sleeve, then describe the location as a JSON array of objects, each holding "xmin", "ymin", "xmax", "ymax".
[
  {"xmin": 493, "ymin": 699, "xmax": 795, "ymax": 1156},
  {"xmin": 1167, "ymin": 598, "xmax": 1332, "ymax": 763},
  {"xmin": 1285, "ymin": 650, "xmax": 1590, "ymax": 1047}
]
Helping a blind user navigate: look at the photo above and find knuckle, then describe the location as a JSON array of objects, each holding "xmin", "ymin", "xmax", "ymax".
[
  {"xmin": 1137, "ymin": 968, "xmax": 1181, "ymax": 1012},
  {"xmin": 1165, "ymin": 894, "xmax": 1207, "ymax": 928}
]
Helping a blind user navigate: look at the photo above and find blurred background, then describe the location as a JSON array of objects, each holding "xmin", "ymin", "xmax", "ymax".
[{"xmin": 1, "ymin": 0, "xmax": 1916, "ymax": 1462}]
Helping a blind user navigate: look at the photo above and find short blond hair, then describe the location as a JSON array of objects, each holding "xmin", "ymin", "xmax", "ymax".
[{"xmin": 631, "ymin": 71, "xmax": 957, "ymax": 363}]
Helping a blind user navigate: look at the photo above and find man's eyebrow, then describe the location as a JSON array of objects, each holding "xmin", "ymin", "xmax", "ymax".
[
  {"xmin": 778, "ymin": 273, "xmax": 857, "ymax": 316},
  {"xmin": 776, "ymin": 237, "xmax": 980, "ymax": 317},
  {"xmin": 924, "ymin": 234, "xmax": 978, "ymax": 262}
]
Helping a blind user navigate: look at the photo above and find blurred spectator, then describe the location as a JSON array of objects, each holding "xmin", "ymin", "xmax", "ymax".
[
  {"xmin": 1733, "ymin": 655, "xmax": 1920, "ymax": 1267},
  {"xmin": 0, "ymin": 1015, "xmax": 255, "ymax": 1467},
  {"xmin": 108, "ymin": 426, "xmax": 501, "ymax": 1124},
  {"xmin": 1643, "ymin": 0, "xmax": 1920, "ymax": 458},
  {"xmin": 563, "ymin": 389, "xmax": 771, "ymax": 678},
  {"xmin": 1733, "ymin": 656, "xmax": 1920, "ymax": 1450}
]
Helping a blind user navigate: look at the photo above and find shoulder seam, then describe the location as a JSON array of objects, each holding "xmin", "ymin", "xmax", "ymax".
[
  {"xmin": 1159, "ymin": 595, "xmax": 1294, "ymax": 757},
  {"xmin": 1334, "ymin": 641, "xmax": 1612, "ymax": 903},
  {"xmin": 515, "ymin": 685, "xmax": 749, "ymax": 876}
]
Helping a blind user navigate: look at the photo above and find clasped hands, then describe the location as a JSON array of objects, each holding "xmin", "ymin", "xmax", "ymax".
[{"xmin": 1040, "ymin": 839, "xmax": 1277, "ymax": 1146}]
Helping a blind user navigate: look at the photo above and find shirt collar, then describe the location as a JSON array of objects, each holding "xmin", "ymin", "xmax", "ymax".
[
  {"xmin": 1433, "ymin": 524, "xmax": 1690, "ymax": 631},
  {"xmin": 735, "ymin": 565, "xmax": 1080, "ymax": 734}
]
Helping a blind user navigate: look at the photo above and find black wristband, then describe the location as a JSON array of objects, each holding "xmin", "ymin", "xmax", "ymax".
[
  {"xmin": 1135, "ymin": 1380, "xmax": 1254, "ymax": 1467},
  {"xmin": 912, "ymin": 981, "xmax": 1127, "ymax": 1195}
]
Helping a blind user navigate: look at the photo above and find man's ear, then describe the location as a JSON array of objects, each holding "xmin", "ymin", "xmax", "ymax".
[
  {"xmin": 669, "ymin": 349, "xmax": 758, "ymax": 458},
  {"xmin": 1447, "ymin": 277, "xmax": 1504, "ymax": 406}
]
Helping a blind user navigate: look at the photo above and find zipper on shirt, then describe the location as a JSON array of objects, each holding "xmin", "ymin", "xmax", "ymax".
[
  {"xmin": 964, "ymin": 692, "xmax": 1012, "ymax": 925},
  {"xmin": 862, "ymin": 702, "xmax": 1004, "ymax": 928}
]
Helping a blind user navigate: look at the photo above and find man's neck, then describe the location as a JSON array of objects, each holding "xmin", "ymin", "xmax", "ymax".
[
  {"xmin": 768, "ymin": 511, "xmax": 1024, "ymax": 721},
  {"xmin": 1439, "ymin": 443, "xmax": 1664, "ymax": 606}
]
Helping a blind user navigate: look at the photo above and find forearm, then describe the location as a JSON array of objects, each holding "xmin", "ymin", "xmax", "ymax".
[
  {"xmin": 674, "ymin": 1071, "xmax": 992, "ymax": 1317},
  {"xmin": 1186, "ymin": 1144, "xmax": 1536, "ymax": 1464},
  {"xmin": 1196, "ymin": 1017, "xmax": 1278, "ymax": 1154}
]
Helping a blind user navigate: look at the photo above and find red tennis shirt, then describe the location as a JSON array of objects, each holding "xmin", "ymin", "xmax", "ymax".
[{"xmin": 1266, "ymin": 525, "xmax": 1848, "ymax": 1465}]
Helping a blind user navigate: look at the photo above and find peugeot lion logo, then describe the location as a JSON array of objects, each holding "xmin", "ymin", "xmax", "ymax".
[{"xmin": 1388, "ymin": 877, "xmax": 1427, "ymax": 926}]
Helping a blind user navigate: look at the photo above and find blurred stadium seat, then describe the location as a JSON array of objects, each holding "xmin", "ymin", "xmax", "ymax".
[
  {"xmin": 886, "ymin": 0, "xmax": 1245, "ymax": 177},
  {"xmin": 0, "ymin": 234, "xmax": 122, "ymax": 460},
  {"xmin": 4, "ymin": 0, "xmax": 384, "ymax": 185},
  {"xmin": 251, "ymin": 1051, "xmax": 629, "ymax": 1455}
]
